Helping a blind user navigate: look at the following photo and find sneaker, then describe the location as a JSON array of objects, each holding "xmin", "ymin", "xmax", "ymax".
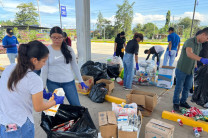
[
  {"xmin": 180, "ymin": 102, "xmax": 191, "ymax": 109},
  {"xmin": 173, "ymin": 104, "xmax": 180, "ymax": 112},
  {"xmin": 125, "ymin": 88, "xmax": 132, "ymax": 91}
]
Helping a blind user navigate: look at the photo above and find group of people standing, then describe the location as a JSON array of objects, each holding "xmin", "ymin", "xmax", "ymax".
[{"xmin": 0, "ymin": 26, "xmax": 87, "ymax": 138}]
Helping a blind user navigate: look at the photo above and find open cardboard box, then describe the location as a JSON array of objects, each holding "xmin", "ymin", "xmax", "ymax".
[
  {"xmin": 145, "ymin": 119, "xmax": 175, "ymax": 138},
  {"xmin": 126, "ymin": 90, "xmax": 158, "ymax": 117},
  {"xmin": 75, "ymin": 75, "xmax": 94, "ymax": 94},
  {"xmin": 118, "ymin": 110, "xmax": 143, "ymax": 138},
  {"xmin": 96, "ymin": 79, "xmax": 114, "ymax": 95},
  {"xmin": 98, "ymin": 111, "xmax": 117, "ymax": 138}
]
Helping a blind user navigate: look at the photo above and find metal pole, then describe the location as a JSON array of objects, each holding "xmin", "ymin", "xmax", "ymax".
[
  {"xmin": 58, "ymin": 0, "xmax": 62, "ymax": 28},
  {"xmin": 190, "ymin": 0, "xmax": 197, "ymax": 38}
]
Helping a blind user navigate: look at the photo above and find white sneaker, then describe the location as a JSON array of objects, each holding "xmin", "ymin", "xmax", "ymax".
[{"xmin": 125, "ymin": 88, "xmax": 132, "ymax": 91}]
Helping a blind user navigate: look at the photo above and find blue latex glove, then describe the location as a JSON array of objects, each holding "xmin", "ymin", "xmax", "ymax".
[
  {"xmin": 136, "ymin": 63, "xmax": 139, "ymax": 71},
  {"xmin": 43, "ymin": 89, "xmax": 52, "ymax": 100},
  {"xmin": 169, "ymin": 51, "xmax": 171, "ymax": 57},
  {"xmin": 54, "ymin": 93, "xmax": 64, "ymax": 104},
  {"xmin": 194, "ymin": 67, "xmax": 198, "ymax": 72},
  {"xmin": 157, "ymin": 62, "xmax": 159, "ymax": 66},
  {"xmin": 200, "ymin": 58, "xmax": 208, "ymax": 65},
  {"xmin": 113, "ymin": 52, "xmax": 116, "ymax": 57},
  {"xmin": 80, "ymin": 82, "xmax": 89, "ymax": 90}
]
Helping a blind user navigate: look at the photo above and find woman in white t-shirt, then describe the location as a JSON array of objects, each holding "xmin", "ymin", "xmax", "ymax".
[{"xmin": 0, "ymin": 40, "xmax": 64, "ymax": 138}]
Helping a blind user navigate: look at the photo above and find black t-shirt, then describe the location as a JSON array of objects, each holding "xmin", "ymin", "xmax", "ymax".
[
  {"xmin": 115, "ymin": 37, "xmax": 125, "ymax": 50},
  {"xmin": 125, "ymin": 39, "xmax": 139, "ymax": 55}
]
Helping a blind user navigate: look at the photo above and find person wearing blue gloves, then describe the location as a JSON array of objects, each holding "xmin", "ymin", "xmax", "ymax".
[
  {"xmin": 0, "ymin": 40, "xmax": 64, "ymax": 138},
  {"xmin": 41, "ymin": 26, "xmax": 88, "ymax": 106},
  {"xmin": 173, "ymin": 27, "xmax": 208, "ymax": 112},
  {"xmin": 2, "ymin": 28, "xmax": 19, "ymax": 64},
  {"xmin": 144, "ymin": 45, "xmax": 164, "ymax": 69},
  {"xmin": 123, "ymin": 33, "xmax": 143, "ymax": 90},
  {"xmin": 163, "ymin": 27, "xmax": 180, "ymax": 66},
  {"xmin": 114, "ymin": 31, "xmax": 126, "ymax": 60}
]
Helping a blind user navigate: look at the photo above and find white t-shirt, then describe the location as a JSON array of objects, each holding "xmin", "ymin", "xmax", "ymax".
[
  {"xmin": 41, "ymin": 45, "xmax": 83, "ymax": 88},
  {"xmin": 154, "ymin": 45, "xmax": 165, "ymax": 53},
  {"xmin": 0, "ymin": 64, "xmax": 43, "ymax": 127}
]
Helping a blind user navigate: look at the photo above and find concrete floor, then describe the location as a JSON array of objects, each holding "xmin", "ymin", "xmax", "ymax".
[{"xmin": 0, "ymin": 42, "xmax": 207, "ymax": 138}]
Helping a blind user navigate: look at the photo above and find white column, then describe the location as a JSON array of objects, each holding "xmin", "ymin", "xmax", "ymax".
[{"xmin": 75, "ymin": 0, "xmax": 91, "ymax": 68}]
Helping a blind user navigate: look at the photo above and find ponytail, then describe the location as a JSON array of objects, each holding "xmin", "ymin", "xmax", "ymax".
[{"xmin": 8, "ymin": 40, "xmax": 49, "ymax": 91}]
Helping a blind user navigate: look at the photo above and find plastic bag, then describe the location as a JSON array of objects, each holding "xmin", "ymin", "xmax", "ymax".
[
  {"xmin": 112, "ymin": 102, "xmax": 137, "ymax": 116},
  {"xmin": 119, "ymin": 68, "xmax": 124, "ymax": 79},
  {"xmin": 192, "ymin": 65, "xmax": 208, "ymax": 107},
  {"xmin": 81, "ymin": 61, "xmax": 109, "ymax": 83},
  {"xmin": 107, "ymin": 56, "xmax": 122, "ymax": 65},
  {"xmin": 41, "ymin": 104, "xmax": 97, "ymax": 138},
  {"xmin": 88, "ymin": 83, "xmax": 108, "ymax": 103},
  {"xmin": 107, "ymin": 64, "xmax": 120, "ymax": 78}
]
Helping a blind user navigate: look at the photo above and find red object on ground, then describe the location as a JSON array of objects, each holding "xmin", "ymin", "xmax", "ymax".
[
  {"xmin": 118, "ymin": 80, "xmax": 123, "ymax": 86},
  {"xmin": 177, "ymin": 119, "xmax": 183, "ymax": 126},
  {"xmin": 171, "ymin": 110, "xmax": 175, "ymax": 113},
  {"xmin": 193, "ymin": 127, "xmax": 203, "ymax": 132}
]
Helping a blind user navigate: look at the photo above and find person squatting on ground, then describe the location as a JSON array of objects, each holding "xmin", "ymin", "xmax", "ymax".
[
  {"xmin": 123, "ymin": 33, "xmax": 143, "ymax": 90},
  {"xmin": 2, "ymin": 28, "xmax": 19, "ymax": 64},
  {"xmin": 144, "ymin": 45, "xmax": 164, "ymax": 69},
  {"xmin": 114, "ymin": 31, "xmax": 126, "ymax": 60},
  {"xmin": 163, "ymin": 27, "xmax": 180, "ymax": 66},
  {"xmin": 0, "ymin": 40, "xmax": 64, "ymax": 138},
  {"xmin": 173, "ymin": 27, "xmax": 208, "ymax": 112},
  {"xmin": 63, "ymin": 32, "xmax": 72, "ymax": 47},
  {"xmin": 41, "ymin": 26, "xmax": 88, "ymax": 106}
]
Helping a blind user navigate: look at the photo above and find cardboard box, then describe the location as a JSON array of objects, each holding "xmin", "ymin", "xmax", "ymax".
[
  {"xmin": 118, "ymin": 110, "xmax": 143, "ymax": 138},
  {"xmin": 98, "ymin": 111, "xmax": 117, "ymax": 138},
  {"xmin": 145, "ymin": 119, "xmax": 175, "ymax": 138},
  {"xmin": 126, "ymin": 90, "xmax": 157, "ymax": 116},
  {"xmin": 96, "ymin": 79, "xmax": 114, "ymax": 95},
  {"xmin": 75, "ymin": 75, "xmax": 94, "ymax": 94},
  {"xmin": 157, "ymin": 66, "xmax": 175, "ymax": 89}
]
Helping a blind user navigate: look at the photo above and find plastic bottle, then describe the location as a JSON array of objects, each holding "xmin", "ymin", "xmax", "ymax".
[
  {"xmin": 194, "ymin": 129, "xmax": 200, "ymax": 137},
  {"xmin": 177, "ymin": 119, "xmax": 183, "ymax": 126}
]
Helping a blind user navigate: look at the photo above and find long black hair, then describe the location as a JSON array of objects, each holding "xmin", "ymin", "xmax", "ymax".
[
  {"xmin": 50, "ymin": 26, "xmax": 72, "ymax": 64},
  {"xmin": 8, "ymin": 40, "xmax": 49, "ymax": 91}
]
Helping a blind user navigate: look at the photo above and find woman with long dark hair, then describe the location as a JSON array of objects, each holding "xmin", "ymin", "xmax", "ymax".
[
  {"xmin": 0, "ymin": 40, "xmax": 64, "ymax": 138},
  {"xmin": 41, "ymin": 26, "xmax": 88, "ymax": 106}
]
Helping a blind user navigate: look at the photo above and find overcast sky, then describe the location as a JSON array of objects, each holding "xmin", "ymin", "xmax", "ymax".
[{"xmin": 0, "ymin": 0, "xmax": 207, "ymax": 29}]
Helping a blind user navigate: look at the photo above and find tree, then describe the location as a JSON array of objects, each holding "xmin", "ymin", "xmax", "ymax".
[
  {"xmin": 0, "ymin": 20, "xmax": 14, "ymax": 26},
  {"xmin": 142, "ymin": 23, "xmax": 158, "ymax": 39},
  {"xmin": 132, "ymin": 23, "xmax": 143, "ymax": 34},
  {"xmin": 96, "ymin": 11, "xmax": 104, "ymax": 32},
  {"xmin": 165, "ymin": 10, "xmax": 171, "ymax": 26},
  {"xmin": 114, "ymin": 0, "xmax": 135, "ymax": 37},
  {"xmin": 14, "ymin": 2, "xmax": 39, "ymax": 26},
  {"xmin": 178, "ymin": 17, "xmax": 192, "ymax": 29}
]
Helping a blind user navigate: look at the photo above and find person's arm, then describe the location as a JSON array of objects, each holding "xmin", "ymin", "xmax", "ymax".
[
  {"xmin": 69, "ymin": 47, "xmax": 83, "ymax": 83},
  {"xmin": 135, "ymin": 54, "xmax": 138, "ymax": 63},
  {"xmin": 146, "ymin": 54, "xmax": 150, "ymax": 60},
  {"xmin": 186, "ymin": 47, "xmax": 201, "ymax": 61},
  {"xmin": 40, "ymin": 58, "xmax": 49, "ymax": 88},
  {"xmin": 114, "ymin": 42, "xmax": 117, "ymax": 52},
  {"xmin": 32, "ymin": 92, "xmax": 56, "ymax": 112},
  {"xmin": 168, "ymin": 41, "xmax": 172, "ymax": 51},
  {"xmin": 177, "ymin": 42, "xmax": 180, "ymax": 55},
  {"xmin": 124, "ymin": 42, "xmax": 126, "ymax": 48},
  {"xmin": 156, "ymin": 53, "xmax": 159, "ymax": 63}
]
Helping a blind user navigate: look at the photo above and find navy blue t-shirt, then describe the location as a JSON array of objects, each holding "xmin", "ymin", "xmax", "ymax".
[
  {"xmin": 167, "ymin": 32, "xmax": 180, "ymax": 51},
  {"xmin": 2, "ymin": 35, "xmax": 19, "ymax": 53}
]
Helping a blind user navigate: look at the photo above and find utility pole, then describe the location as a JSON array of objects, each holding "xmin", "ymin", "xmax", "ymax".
[
  {"xmin": 37, "ymin": 0, "xmax": 41, "ymax": 31},
  {"xmin": 190, "ymin": 0, "xmax": 197, "ymax": 38},
  {"xmin": 58, "ymin": 0, "xmax": 62, "ymax": 28}
]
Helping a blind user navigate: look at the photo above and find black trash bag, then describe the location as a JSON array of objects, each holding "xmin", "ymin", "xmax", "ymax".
[
  {"xmin": 192, "ymin": 65, "xmax": 208, "ymax": 106},
  {"xmin": 89, "ymin": 83, "xmax": 108, "ymax": 103},
  {"xmin": 107, "ymin": 64, "xmax": 120, "ymax": 78},
  {"xmin": 41, "ymin": 104, "xmax": 97, "ymax": 138},
  {"xmin": 81, "ymin": 61, "xmax": 109, "ymax": 83}
]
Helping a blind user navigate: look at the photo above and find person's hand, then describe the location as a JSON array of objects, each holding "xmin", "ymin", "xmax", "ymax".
[
  {"xmin": 43, "ymin": 89, "xmax": 52, "ymax": 100},
  {"xmin": 136, "ymin": 63, "xmax": 139, "ymax": 71},
  {"xmin": 157, "ymin": 62, "xmax": 159, "ymax": 66},
  {"xmin": 80, "ymin": 82, "xmax": 89, "ymax": 90},
  {"xmin": 113, "ymin": 52, "xmax": 116, "ymax": 57},
  {"xmin": 169, "ymin": 51, "xmax": 171, "ymax": 57},
  {"xmin": 54, "ymin": 93, "xmax": 64, "ymax": 105},
  {"xmin": 194, "ymin": 67, "xmax": 198, "ymax": 72},
  {"xmin": 200, "ymin": 58, "xmax": 208, "ymax": 65}
]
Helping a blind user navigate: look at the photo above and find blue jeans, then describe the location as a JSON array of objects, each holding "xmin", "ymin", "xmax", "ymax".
[
  {"xmin": 152, "ymin": 50, "xmax": 164, "ymax": 66},
  {"xmin": 173, "ymin": 68, "xmax": 193, "ymax": 104},
  {"xmin": 123, "ymin": 53, "xmax": 134, "ymax": 89},
  {"xmin": 163, "ymin": 50, "xmax": 177, "ymax": 66},
  {"xmin": 0, "ymin": 118, "xmax": 34, "ymax": 138},
  {"xmin": 47, "ymin": 79, "xmax": 81, "ymax": 106},
  {"xmin": 7, "ymin": 53, "xmax": 17, "ymax": 64}
]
